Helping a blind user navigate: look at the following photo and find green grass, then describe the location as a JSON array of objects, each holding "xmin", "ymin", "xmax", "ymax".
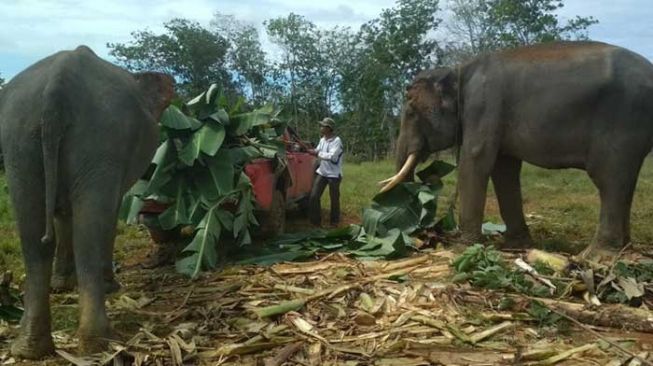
[
  {"xmin": 3, "ymin": 157, "xmax": 653, "ymax": 277},
  {"xmin": 0, "ymin": 176, "xmax": 21, "ymax": 280},
  {"xmin": 337, "ymin": 159, "xmax": 395, "ymax": 219}
]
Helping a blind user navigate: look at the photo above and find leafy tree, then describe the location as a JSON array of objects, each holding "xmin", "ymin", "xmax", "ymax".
[
  {"xmin": 488, "ymin": 0, "xmax": 597, "ymax": 46},
  {"xmin": 262, "ymin": 1, "xmax": 441, "ymax": 155},
  {"xmin": 340, "ymin": 0, "xmax": 442, "ymax": 159},
  {"xmin": 107, "ymin": 19, "xmax": 233, "ymax": 97},
  {"xmin": 103, "ymin": 1, "xmax": 599, "ymax": 160},
  {"xmin": 444, "ymin": 0, "xmax": 495, "ymax": 61},
  {"xmin": 0, "ymin": 73, "xmax": 5, "ymax": 88},
  {"xmin": 320, "ymin": 27, "xmax": 357, "ymax": 112},
  {"xmin": 265, "ymin": 13, "xmax": 333, "ymax": 139},
  {"xmin": 211, "ymin": 13, "xmax": 270, "ymax": 104},
  {"xmin": 443, "ymin": 0, "xmax": 598, "ymax": 64}
]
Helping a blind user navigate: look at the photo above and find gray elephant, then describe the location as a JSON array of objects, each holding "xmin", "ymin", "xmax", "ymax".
[
  {"xmin": 380, "ymin": 41, "xmax": 653, "ymax": 258},
  {"xmin": 0, "ymin": 46, "xmax": 174, "ymax": 358}
]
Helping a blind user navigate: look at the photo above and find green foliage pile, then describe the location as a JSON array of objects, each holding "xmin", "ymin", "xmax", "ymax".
[
  {"xmin": 452, "ymin": 244, "xmax": 552, "ymax": 298},
  {"xmin": 121, "ymin": 85, "xmax": 286, "ymax": 277},
  {"xmin": 595, "ymin": 260, "xmax": 653, "ymax": 305},
  {"xmin": 451, "ymin": 245, "xmax": 653, "ymax": 308},
  {"xmin": 613, "ymin": 260, "xmax": 653, "ymax": 282}
]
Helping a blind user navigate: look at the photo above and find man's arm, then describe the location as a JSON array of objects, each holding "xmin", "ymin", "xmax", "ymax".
[{"xmin": 308, "ymin": 138, "xmax": 323, "ymax": 156}]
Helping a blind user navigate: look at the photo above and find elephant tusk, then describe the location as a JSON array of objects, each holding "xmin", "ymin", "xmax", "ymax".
[
  {"xmin": 378, "ymin": 177, "xmax": 394, "ymax": 185},
  {"xmin": 378, "ymin": 153, "xmax": 417, "ymax": 193}
]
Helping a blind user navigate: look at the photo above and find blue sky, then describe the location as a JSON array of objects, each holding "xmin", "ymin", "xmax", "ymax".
[{"xmin": 1, "ymin": 0, "xmax": 652, "ymax": 80}]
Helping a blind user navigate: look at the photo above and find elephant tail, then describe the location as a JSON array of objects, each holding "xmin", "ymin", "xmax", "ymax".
[{"xmin": 40, "ymin": 82, "xmax": 65, "ymax": 244}]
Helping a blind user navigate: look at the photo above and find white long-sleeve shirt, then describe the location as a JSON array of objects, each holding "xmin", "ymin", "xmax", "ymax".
[{"xmin": 315, "ymin": 136, "xmax": 344, "ymax": 178}]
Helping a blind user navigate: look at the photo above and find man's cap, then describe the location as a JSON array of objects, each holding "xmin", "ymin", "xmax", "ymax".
[{"xmin": 318, "ymin": 117, "xmax": 335, "ymax": 130}]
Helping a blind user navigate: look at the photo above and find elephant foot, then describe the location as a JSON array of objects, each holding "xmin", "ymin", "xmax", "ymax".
[
  {"xmin": 10, "ymin": 334, "xmax": 55, "ymax": 360},
  {"xmin": 51, "ymin": 274, "xmax": 121, "ymax": 294},
  {"xmin": 51, "ymin": 273, "xmax": 76, "ymax": 293},
  {"xmin": 580, "ymin": 233, "xmax": 628, "ymax": 263},
  {"xmin": 77, "ymin": 328, "xmax": 118, "ymax": 355},
  {"xmin": 579, "ymin": 244, "xmax": 619, "ymax": 263},
  {"xmin": 459, "ymin": 231, "xmax": 484, "ymax": 245},
  {"xmin": 78, "ymin": 336, "xmax": 108, "ymax": 355},
  {"xmin": 105, "ymin": 277, "xmax": 121, "ymax": 294},
  {"xmin": 502, "ymin": 231, "xmax": 534, "ymax": 249}
]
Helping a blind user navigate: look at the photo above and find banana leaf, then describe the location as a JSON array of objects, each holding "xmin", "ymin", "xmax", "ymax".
[
  {"xmin": 143, "ymin": 140, "xmax": 177, "ymax": 197},
  {"xmin": 348, "ymin": 228, "xmax": 409, "ymax": 258},
  {"xmin": 416, "ymin": 159, "xmax": 456, "ymax": 185},
  {"xmin": 0, "ymin": 305, "xmax": 23, "ymax": 322},
  {"xmin": 230, "ymin": 105, "xmax": 276, "ymax": 136},
  {"xmin": 367, "ymin": 182, "xmax": 442, "ymax": 236},
  {"xmin": 157, "ymin": 178, "xmax": 191, "ymax": 230},
  {"xmin": 235, "ymin": 250, "xmax": 317, "ymax": 266},
  {"xmin": 119, "ymin": 194, "xmax": 144, "ymax": 224},
  {"xmin": 209, "ymin": 109, "xmax": 230, "ymax": 125},
  {"xmin": 206, "ymin": 150, "xmax": 235, "ymax": 195},
  {"xmin": 176, "ymin": 207, "xmax": 222, "ymax": 278},
  {"xmin": 160, "ymin": 105, "xmax": 202, "ymax": 131},
  {"xmin": 178, "ymin": 123, "xmax": 226, "ymax": 165}
]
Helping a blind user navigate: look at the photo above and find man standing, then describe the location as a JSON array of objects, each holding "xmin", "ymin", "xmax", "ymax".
[{"xmin": 308, "ymin": 117, "xmax": 344, "ymax": 227}]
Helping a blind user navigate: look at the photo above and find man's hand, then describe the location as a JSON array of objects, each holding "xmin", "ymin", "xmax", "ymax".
[{"xmin": 308, "ymin": 149, "xmax": 317, "ymax": 156}]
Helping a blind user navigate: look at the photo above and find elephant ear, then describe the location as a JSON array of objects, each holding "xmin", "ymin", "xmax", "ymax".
[
  {"xmin": 134, "ymin": 72, "xmax": 176, "ymax": 120},
  {"xmin": 405, "ymin": 75, "xmax": 436, "ymax": 113},
  {"xmin": 406, "ymin": 68, "xmax": 458, "ymax": 114}
]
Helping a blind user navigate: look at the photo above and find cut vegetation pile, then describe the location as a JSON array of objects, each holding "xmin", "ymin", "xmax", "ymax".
[{"xmin": 2, "ymin": 244, "xmax": 651, "ymax": 365}]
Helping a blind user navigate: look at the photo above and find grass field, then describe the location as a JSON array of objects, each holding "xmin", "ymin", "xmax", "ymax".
[{"xmin": 3, "ymin": 157, "xmax": 653, "ymax": 278}]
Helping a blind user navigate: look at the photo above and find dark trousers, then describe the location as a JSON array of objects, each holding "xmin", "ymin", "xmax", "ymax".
[{"xmin": 309, "ymin": 174, "xmax": 341, "ymax": 226}]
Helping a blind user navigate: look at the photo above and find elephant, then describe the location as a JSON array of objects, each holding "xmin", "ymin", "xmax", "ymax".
[
  {"xmin": 0, "ymin": 45, "xmax": 174, "ymax": 359},
  {"xmin": 380, "ymin": 41, "xmax": 653, "ymax": 258}
]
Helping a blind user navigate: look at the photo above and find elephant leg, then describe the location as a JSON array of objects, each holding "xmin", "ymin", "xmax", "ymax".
[
  {"xmin": 103, "ymin": 246, "xmax": 121, "ymax": 294},
  {"xmin": 102, "ymin": 199, "xmax": 123, "ymax": 294},
  {"xmin": 585, "ymin": 161, "xmax": 640, "ymax": 258},
  {"xmin": 6, "ymin": 176, "xmax": 55, "ymax": 359},
  {"xmin": 51, "ymin": 214, "xmax": 120, "ymax": 294},
  {"xmin": 491, "ymin": 156, "xmax": 533, "ymax": 248},
  {"xmin": 458, "ymin": 146, "xmax": 497, "ymax": 243},
  {"xmin": 51, "ymin": 215, "xmax": 75, "ymax": 292},
  {"xmin": 72, "ymin": 184, "xmax": 121, "ymax": 354},
  {"xmin": 622, "ymin": 196, "xmax": 633, "ymax": 246}
]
